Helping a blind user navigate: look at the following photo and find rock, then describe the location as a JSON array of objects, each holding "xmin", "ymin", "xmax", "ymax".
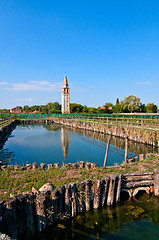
[
  {"xmin": 14, "ymin": 165, "xmax": 19, "ymax": 170},
  {"xmin": 91, "ymin": 163, "xmax": 97, "ymax": 169},
  {"xmin": 139, "ymin": 154, "xmax": 144, "ymax": 161},
  {"xmin": 40, "ymin": 163, "xmax": 45, "ymax": 170},
  {"xmin": 54, "ymin": 163, "xmax": 59, "ymax": 169},
  {"xmin": 0, "ymin": 233, "xmax": 12, "ymax": 240},
  {"xmin": 32, "ymin": 163, "xmax": 38, "ymax": 170},
  {"xmin": 38, "ymin": 183, "xmax": 54, "ymax": 194},
  {"xmin": 1, "ymin": 165, "xmax": 7, "ymax": 171},
  {"xmin": 79, "ymin": 161, "xmax": 85, "ymax": 168},
  {"xmin": 32, "ymin": 187, "xmax": 38, "ymax": 195},
  {"xmin": 85, "ymin": 162, "xmax": 91, "ymax": 170},
  {"xmin": 10, "ymin": 194, "xmax": 14, "ymax": 198},
  {"xmin": 47, "ymin": 164, "xmax": 53, "ymax": 169},
  {"xmin": 26, "ymin": 164, "xmax": 32, "ymax": 170}
]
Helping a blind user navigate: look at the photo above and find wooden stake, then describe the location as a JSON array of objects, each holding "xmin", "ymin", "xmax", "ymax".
[
  {"xmin": 103, "ymin": 136, "xmax": 111, "ymax": 167},
  {"xmin": 125, "ymin": 135, "xmax": 128, "ymax": 164}
]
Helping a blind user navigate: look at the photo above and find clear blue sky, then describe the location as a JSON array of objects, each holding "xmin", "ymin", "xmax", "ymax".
[{"xmin": 0, "ymin": 0, "xmax": 159, "ymax": 109}]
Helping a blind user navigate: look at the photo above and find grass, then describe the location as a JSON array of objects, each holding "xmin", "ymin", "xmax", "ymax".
[{"xmin": 1, "ymin": 154, "xmax": 159, "ymax": 200}]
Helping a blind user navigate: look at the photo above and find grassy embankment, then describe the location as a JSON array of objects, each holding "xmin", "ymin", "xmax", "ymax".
[{"xmin": 0, "ymin": 154, "xmax": 159, "ymax": 200}]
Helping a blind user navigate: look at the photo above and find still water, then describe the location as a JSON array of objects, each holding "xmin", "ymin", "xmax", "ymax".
[
  {"xmin": 0, "ymin": 123, "xmax": 155, "ymax": 167},
  {"xmin": 30, "ymin": 194, "xmax": 159, "ymax": 240}
]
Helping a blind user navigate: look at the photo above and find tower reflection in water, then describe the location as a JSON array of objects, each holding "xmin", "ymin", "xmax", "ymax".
[{"xmin": 61, "ymin": 127, "xmax": 69, "ymax": 160}]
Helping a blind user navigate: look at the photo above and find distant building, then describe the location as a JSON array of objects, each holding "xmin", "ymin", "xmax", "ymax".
[
  {"xmin": 61, "ymin": 74, "xmax": 70, "ymax": 114},
  {"xmin": 32, "ymin": 110, "xmax": 40, "ymax": 114},
  {"xmin": 10, "ymin": 107, "xmax": 21, "ymax": 114},
  {"xmin": 99, "ymin": 107, "xmax": 105, "ymax": 110}
]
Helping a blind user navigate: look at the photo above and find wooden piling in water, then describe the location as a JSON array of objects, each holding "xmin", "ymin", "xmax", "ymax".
[
  {"xmin": 5, "ymin": 198, "xmax": 17, "ymax": 239},
  {"xmin": 84, "ymin": 180, "xmax": 91, "ymax": 211},
  {"xmin": 125, "ymin": 136, "xmax": 128, "ymax": 164},
  {"xmin": 103, "ymin": 137, "xmax": 111, "ymax": 167},
  {"xmin": 0, "ymin": 168, "xmax": 158, "ymax": 239},
  {"xmin": 101, "ymin": 177, "xmax": 110, "ymax": 207},
  {"xmin": 77, "ymin": 181, "xmax": 85, "ymax": 213},
  {"xmin": 107, "ymin": 175, "xmax": 117, "ymax": 206},
  {"xmin": 35, "ymin": 195, "xmax": 47, "ymax": 232},
  {"xmin": 154, "ymin": 169, "xmax": 159, "ymax": 196},
  {"xmin": 93, "ymin": 179, "xmax": 102, "ymax": 209}
]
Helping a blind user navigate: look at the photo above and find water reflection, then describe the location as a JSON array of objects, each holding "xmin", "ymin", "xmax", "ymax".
[
  {"xmin": 69, "ymin": 127, "xmax": 157, "ymax": 156},
  {"xmin": 61, "ymin": 128, "xmax": 69, "ymax": 159},
  {"xmin": 0, "ymin": 124, "xmax": 157, "ymax": 166},
  {"xmin": 0, "ymin": 148, "xmax": 14, "ymax": 164},
  {"xmin": 29, "ymin": 195, "xmax": 159, "ymax": 240}
]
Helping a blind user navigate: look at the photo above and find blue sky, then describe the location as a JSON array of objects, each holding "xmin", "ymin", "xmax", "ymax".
[{"xmin": 0, "ymin": 0, "xmax": 159, "ymax": 109}]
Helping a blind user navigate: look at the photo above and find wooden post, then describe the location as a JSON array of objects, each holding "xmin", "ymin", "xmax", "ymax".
[
  {"xmin": 154, "ymin": 169, "xmax": 159, "ymax": 196},
  {"xmin": 125, "ymin": 135, "xmax": 128, "ymax": 164},
  {"xmin": 127, "ymin": 119, "xmax": 129, "ymax": 128},
  {"xmin": 103, "ymin": 137, "xmax": 111, "ymax": 167}
]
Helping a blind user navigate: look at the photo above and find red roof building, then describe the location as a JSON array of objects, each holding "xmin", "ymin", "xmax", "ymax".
[
  {"xmin": 10, "ymin": 107, "xmax": 22, "ymax": 114},
  {"xmin": 32, "ymin": 110, "xmax": 40, "ymax": 114}
]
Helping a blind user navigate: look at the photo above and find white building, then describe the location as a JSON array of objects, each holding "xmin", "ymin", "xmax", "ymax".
[{"xmin": 61, "ymin": 74, "xmax": 70, "ymax": 114}]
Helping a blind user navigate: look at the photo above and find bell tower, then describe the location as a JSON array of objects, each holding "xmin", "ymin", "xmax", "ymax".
[{"xmin": 61, "ymin": 74, "xmax": 70, "ymax": 114}]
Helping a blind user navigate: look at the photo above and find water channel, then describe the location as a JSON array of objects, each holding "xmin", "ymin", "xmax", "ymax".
[
  {"xmin": 29, "ymin": 194, "xmax": 159, "ymax": 240},
  {"xmin": 0, "ymin": 124, "xmax": 159, "ymax": 240},
  {"xmin": 0, "ymin": 123, "xmax": 156, "ymax": 167}
]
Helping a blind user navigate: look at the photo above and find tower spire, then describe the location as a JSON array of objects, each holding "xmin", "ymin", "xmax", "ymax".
[{"xmin": 63, "ymin": 74, "xmax": 68, "ymax": 87}]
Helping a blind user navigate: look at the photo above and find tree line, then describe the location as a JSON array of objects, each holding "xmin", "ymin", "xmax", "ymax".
[
  {"xmin": 0, "ymin": 95, "xmax": 158, "ymax": 114},
  {"xmin": 69, "ymin": 95, "xmax": 158, "ymax": 114}
]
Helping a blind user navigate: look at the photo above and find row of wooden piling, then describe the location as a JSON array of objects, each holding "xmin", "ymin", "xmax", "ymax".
[
  {"xmin": 0, "ymin": 168, "xmax": 159, "ymax": 239},
  {"xmin": 0, "ymin": 153, "xmax": 152, "ymax": 172},
  {"xmin": 0, "ymin": 174, "xmax": 121, "ymax": 239},
  {"xmin": 20, "ymin": 119, "xmax": 54, "ymax": 125},
  {"xmin": 54, "ymin": 119, "xmax": 159, "ymax": 147},
  {"xmin": 0, "ymin": 161, "xmax": 98, "ymax": 171}
]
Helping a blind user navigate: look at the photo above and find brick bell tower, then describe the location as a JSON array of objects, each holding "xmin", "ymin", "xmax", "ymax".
[{"xmin": 61, "ymin": 74, "xmax": 70, "ymax": 114}]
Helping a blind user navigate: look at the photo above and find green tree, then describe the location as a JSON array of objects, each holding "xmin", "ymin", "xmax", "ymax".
[
  {"xmin": 121, "ymin": 95, "xmax": 140, "ymax": 113},
  {"xmin": 146, "ymin": 103, "xmax": 158, "ymax": 113},
  {"xmin": 48, "ymin": 102, "xmax": 61, "ymax": 111},
  {"xmin": 116, "ymin": 98, "xmax": 119, "ymax": 105},
  {"xmin": 103, "ymin": 103, "xmax": 113, "ymax": 113},
  {"xmin": 88, "ymin": 107, "xmax": 97, "ymax": 114},
  {"xmin": 23, "ymin": 105, "xmax": 31, "ymax": 113},
  {"xmin": 49, "ymin": 109, "xmax": 61, "ymax": 114},
  {"xmin": 16, "ymin": 106, "xmax": 22, "ymax": 109},
  {"xmin": 113, "ymin": 103, "xmax": 122, "ymax": 113},
  {"xmin": 30, "ymin": 105, "xmax": 40, "ymax": 112},
  {"xmin": 96, "ymin": 107, "xmax": 105, "ymax": 114},
  {"xmin": 82, "ymin": 105, "xmax": 88, "ymax": 113},
  {"xmin": 70, "ymin": 103, "xmax": 83, "ymax": 113},
  {"xmin": 139, "ymin": 103, "xmax": 146, "ymax": 113},
  {"xmin": 0, "ymin": 109, "xmax": 10, "ymax": 114},
  {"xmin": 39, "ymin": 105, "xmax": 48, "ymax": 114}
]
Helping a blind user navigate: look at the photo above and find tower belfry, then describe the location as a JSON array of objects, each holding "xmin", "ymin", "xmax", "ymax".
[{"xmin": 61, "ymin": 74, "xmax": 70, "ymax": 114}]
